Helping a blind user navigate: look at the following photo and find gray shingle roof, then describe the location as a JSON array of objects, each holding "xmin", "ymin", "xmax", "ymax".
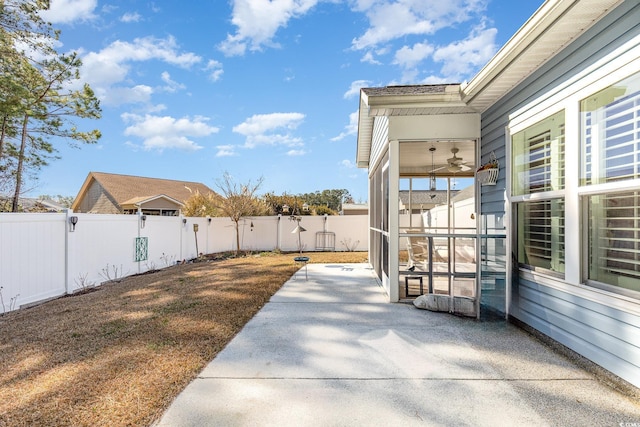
[{"xmin": 361, "ymin": 84, "xmax": 457, "ymax": 97}]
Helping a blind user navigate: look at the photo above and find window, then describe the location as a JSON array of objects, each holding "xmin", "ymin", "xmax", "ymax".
[
  {"xmin": 517, "ymin": 200, "xmax": 565, "ymax": 273},
  {"xmin": 512, "ymin": 110, "xmax": 565, "ymax": 195},
  {"xmin": 581, "ymin": 72, "xmax": 640, "ymax": 294},
  {"xmin": 587, "ymin": 192, "xmax": 640, "ymax": 293},
  {"xmin": 512, "ymin": 111, "xmax": 566, "ymax": 275},
  {"xmin": 581, "ymin": 73, "xmax": 640, "ymax": 185}
]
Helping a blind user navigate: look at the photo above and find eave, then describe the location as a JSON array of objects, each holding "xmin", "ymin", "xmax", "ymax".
[{"xmin": 462, "ymin": 0, "xmax": 622, "ymax": 112}]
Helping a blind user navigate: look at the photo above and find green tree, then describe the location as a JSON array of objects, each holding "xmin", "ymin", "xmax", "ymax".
[
  {"xmin": 10, "ymin": 52, "xmax": 101, "ymax": 211},
  {"xmin": 298, "ymin": 189, "xmax": 353, "ymax": 212},
  {"xmin": 0, "ymin": 1, "xmax": 101, "ymax": 211},
  {"xmin": 215, "ymin": 172, "xmax": 271, "ymax": 256}
]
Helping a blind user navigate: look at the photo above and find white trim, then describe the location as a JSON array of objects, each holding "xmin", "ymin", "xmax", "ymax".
[
  {"xmin": 508, "ymin": 36, "xmax": 640, "ymax": 128},
  {"xmin": 504, "ymin": 126, "xmax": 513, "ymax": 318},
  {"xmin": 576, "ymin": 179, "xmax": 640, "ymax": 196},
  {"xmin": 564, "ymin": 101, "xmax": 581, "ymax": 285},
  {"xmin": 510, "ymin": 191, "xmax": 566, "ymax": 204},
  {"xmin": 389, "ymin": 140, "xmax": 400, "ymax": 302}
]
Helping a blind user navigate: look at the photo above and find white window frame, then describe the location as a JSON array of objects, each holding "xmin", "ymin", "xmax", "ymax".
[{"xmin": 506, "ymin": 35, "xmax": 640, "ymax": 306}]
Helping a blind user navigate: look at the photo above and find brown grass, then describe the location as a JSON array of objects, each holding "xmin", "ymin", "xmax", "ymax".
[{"xmin": 0, "ymin": 252, "xmax": 368, "ymax": 427}]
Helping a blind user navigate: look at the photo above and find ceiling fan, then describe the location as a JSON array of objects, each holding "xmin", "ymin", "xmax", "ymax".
[{"xmin": 446, "ymin": 148, "xmax": 470, "ymax": 173}]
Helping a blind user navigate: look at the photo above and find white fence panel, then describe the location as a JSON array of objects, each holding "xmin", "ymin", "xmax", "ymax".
[
  {"xmin": 331, "ymin": 215, "xmax": 369, "ymax": 251},
  {"xmin": 0, "ymin": 213, "xmax": 368, "ymax": 313},
  {"xmin": 0, "ymin": 213, "xmax": 67, "ymax": 310},
  {"xmin": 67, "ymin": 214, "xmax": 144, "ymax": 289},
  {"xmin": 141, "ymin": 215, "xmax": 182, "ymax": 268}
]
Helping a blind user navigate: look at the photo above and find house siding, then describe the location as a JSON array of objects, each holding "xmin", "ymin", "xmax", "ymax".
[
  {"xmin": 78, "ymin": 181, "xmax": 120, "ymax": 214},
  {"xmin": 369, "ymin": 116, "xmax": 389, "ymax": 171},
  {"xmin": 481, "ymin": 1, "xmax": 640, "ymax": 388}
]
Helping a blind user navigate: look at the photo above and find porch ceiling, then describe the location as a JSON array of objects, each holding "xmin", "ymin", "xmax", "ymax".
[{"xmin": 400, "ymin": 140, "xmax": 476, "ymax": 178}]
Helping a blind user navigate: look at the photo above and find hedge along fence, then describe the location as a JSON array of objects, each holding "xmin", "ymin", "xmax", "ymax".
[{"xmin": 0, "ymin": 212, "xmax": 368, "ymax": 314}]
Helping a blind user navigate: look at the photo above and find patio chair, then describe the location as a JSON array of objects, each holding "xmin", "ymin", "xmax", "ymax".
[{"xmin": 406, "ymin": 230, "xmax": 430, "ymax": 271}]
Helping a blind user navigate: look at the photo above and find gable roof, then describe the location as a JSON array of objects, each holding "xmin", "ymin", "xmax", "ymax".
[{"xmin": 71, "ymin": 172, "xmax": 216, "ymax": 212}]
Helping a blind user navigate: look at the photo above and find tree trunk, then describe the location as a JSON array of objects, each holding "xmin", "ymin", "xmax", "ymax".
[
  {"xmin": 0, "ymin": 115, "xmax": 7, "ymax": 161},
  {"xmin": 11, "ymin": 113, "xmax": 28, "ymax": 212},
  {"xmin": 234, "ymin": 220, "xmax": 241, "ymax": 256}
]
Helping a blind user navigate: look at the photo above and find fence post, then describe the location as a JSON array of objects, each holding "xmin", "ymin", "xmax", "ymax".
[{"xmin": 64, "ymin": 209, "xmax": 73, "ymax": 295}]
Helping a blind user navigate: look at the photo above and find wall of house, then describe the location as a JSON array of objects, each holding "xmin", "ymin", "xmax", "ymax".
[
  {"xmin": 76, "ymin": 181, "xmax": 120, "ymax": 214},
  {"xmin": 0, "ymin": 213, "xmax": 368, "ymax": 314},
  {"xmin": 480, "ymin": 1, "xmax": 640, "ymax": 388},
  {"xmin": 369, "ymin": 116, "xmax": 389, "ymax": 172}
]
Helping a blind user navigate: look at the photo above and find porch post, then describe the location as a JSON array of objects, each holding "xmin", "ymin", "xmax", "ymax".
[{"xmin": 389, "ymin": 139, "xmax": 400, "ymax": 302}]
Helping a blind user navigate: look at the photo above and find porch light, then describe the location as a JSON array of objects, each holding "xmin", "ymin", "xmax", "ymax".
[
  {"xmin": 429, "ymin": 147, "xmax": 437, "ymax": 191},
  {"xmin": 140, "ymin": 214, "xmax": 147, "ymax": 229},
  {"xmin": 302, "ymin": 202, "xmax": 309, "ymax": 212},
  {"xmin": 282, "ymin": 204, "xmax": 290, "ymax": 214},
  {"xmin": 69, "ymin": 216, "xmax": 78, "ymax": 232}
]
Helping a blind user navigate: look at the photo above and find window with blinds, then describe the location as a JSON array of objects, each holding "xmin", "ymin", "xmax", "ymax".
[
  {"xmin": 517, "ymin": 200, "xmax": 565, "ymax": 273},
  {"xmin": 581, "ymin": 75, "xmax": 640, "ymax": 185},
  {"xmin": 512, "ymin": 110, "xmax": 565, "ymax": 195},
  {"xmin": 581, "ymin": 72, "xmax": 640, "ymax": 294},
  {"xmin": 587, "ymin": 192, "xmax": 640, "ymax": 292},
  {"xmin": 512, "ymin": 111, "xmax": 566, "ymax": 275}
]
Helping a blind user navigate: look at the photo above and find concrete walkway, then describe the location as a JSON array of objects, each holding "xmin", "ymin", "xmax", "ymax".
[{"xmin": 157, "ymin": 263, "xmax": 640, "ymax": 426}]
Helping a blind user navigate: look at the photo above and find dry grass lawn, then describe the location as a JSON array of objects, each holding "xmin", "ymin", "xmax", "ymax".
[{"xmin": 0, "ymin": 251, "xmax": 368, "ymax": 427}]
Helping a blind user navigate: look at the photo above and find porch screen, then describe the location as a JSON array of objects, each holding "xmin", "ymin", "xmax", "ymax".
[{"xmin": 581, "ymin": 71, "xmax": 640, "ymax": 293}]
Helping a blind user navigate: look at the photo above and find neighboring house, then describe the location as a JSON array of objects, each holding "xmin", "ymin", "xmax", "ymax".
[
  {"xmin": 398, "ymin": 190, "xmax": 452, "ymax": 214},
  {"xmin": 357, "ymin": 0, "xmax": 640, "ymax": 388},
  {"xmin": 340, "ymin": 203, "xmax": 368, "ymax": 215},
  {"xmin": 0, "ymin": 197, "xmax": 66, "ymax": 213},
  {"xmin": 71, "ymin": 172, "xmax": 216, "ymax": 215}
]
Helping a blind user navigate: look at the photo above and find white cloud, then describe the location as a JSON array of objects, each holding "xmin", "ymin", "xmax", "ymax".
[
  {"xmin": 432, "ymin": 25, "xmax": 497, "ymax": 80},
  {"xmin": 351, "ymin": 0, "xmax": 488, "ymax": 50},
  {"xmin": 216, "ymin": 145, "xmax": 237, "ymax": 157},
  {"xmin": 360, "ymin": 51, "xmax": 381, "ymax": 65},
  {"xmin": 393, "ymin": 42, "xmax": 434, "ymax": 69},
  {"xmin": 40, "ymin": 0, "xmax": 98, "ymax": 24},
  {"xmin": 80, "ymin": 36, "xmax": 201, "ymax": 106},
  {"xmin": 287, "ymin": 149, "xmax": 306, "ymax": 156},
  {"xmin": 233, "ymin": 112, "xmax": 305, "ymax": 148},
  {"xmin": 331, "ymin": 111, "xmax": 359, "ymax": 141},
  {"xmin": 205, "ymin": 60, "xmax": 224, "ymax": 82},
  {"xmin": 99, "ymin": 85, "xmax": 153, "ymax": 107},
  {"xmin": 120, "ymin": 12, "xmax": 142, "ymax": 23},
  {"xmin": 159, "ymin": 71, "xmax": 186, "ymax": 93},
  {"xmin": 219, "ymin": 0, "xmax": 320, "ymax": 56},
  {"xmin": 341, "ymin": 159, "xmax": 356, "ymax": 168},
  {"xmin": 344, "ymin": 80, "xmax": 370, "ymax": 99},
  {"xmin": 121, "ymin": 113, "xmax": 219, "ymax": 152}
]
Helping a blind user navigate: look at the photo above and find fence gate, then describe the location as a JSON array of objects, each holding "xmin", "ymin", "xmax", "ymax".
[{"xmin": 315, "ymin": 231, "xmax": 335, "ymax": 251}]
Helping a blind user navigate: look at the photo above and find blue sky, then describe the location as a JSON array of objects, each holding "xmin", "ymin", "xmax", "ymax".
[{"xmin": 34, "ymin": 0, "xmax": 543, "ymax": 202}]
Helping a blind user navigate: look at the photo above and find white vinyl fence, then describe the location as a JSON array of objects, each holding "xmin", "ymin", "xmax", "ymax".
[{"xmin": 0, "ymin": 212, "xmax": 368, "ymax": 313}]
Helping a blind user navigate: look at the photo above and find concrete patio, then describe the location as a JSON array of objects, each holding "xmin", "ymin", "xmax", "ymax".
[{"xmin": 156, "ymin": 263, "xmax": 640, "ymax": 426}]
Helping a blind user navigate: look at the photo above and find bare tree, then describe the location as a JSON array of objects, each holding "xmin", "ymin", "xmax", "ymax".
[{"xmin": 215, "ymin": 172, "xmax": 270, "ymax": 256}]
